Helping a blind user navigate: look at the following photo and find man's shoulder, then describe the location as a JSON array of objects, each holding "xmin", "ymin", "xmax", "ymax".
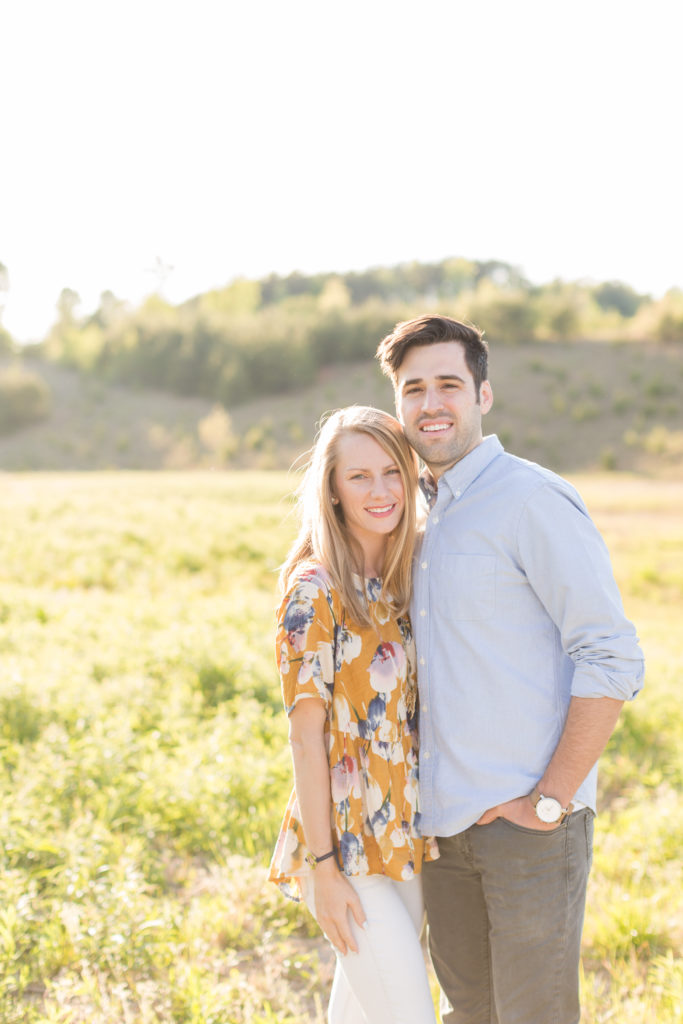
[{"xmin": 491, "ymin": 449, "xmax": 580, "ymax": 503}]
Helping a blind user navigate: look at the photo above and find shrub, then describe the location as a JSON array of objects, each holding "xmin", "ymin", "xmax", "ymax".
[
  {"xmin": 0, "ymin": 327, "xmax": 14, "ymax": 356},
  {"xmin": 0, "ymin": 365, "xmax": 51, "ymax": 435}
]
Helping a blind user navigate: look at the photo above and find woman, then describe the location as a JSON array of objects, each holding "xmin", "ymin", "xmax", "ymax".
[{"xmin": 269, "ymin": 406, "xmax": 438, "ymax": 1024}]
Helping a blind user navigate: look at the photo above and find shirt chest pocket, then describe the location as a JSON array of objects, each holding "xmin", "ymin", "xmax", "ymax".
[{"xmin": 435, "ymin": 553, "xmax": 496, "ymax": 620}]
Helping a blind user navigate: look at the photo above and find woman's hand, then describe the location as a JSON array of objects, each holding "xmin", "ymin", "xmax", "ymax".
[{"xmin": 313, "ymin": 860, "xmax": 367, "ymax": 955}]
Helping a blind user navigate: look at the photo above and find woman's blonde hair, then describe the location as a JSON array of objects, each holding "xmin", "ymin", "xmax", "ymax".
[{"xmin": 279, "ymin": 406, "xmax": 418, "ymax": 626}]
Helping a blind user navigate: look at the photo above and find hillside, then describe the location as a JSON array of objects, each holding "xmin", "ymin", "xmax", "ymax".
[{"xmin": 1, "ymin": 340, "xmax": 682, "ymax": 475}]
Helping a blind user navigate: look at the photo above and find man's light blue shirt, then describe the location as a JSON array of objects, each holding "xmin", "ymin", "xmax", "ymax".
[{"xmin": 413, "ymin": 435, "xmax": 644, "ymax": 837}]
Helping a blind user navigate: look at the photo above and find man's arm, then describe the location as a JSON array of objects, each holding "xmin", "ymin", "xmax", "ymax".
[
  {"xmin": 519, "ymin": 479, "xmax": 644, "ymax": 704},
  {"xmin": 478, "ymin": 478, "xmax": 642, "ymax": 830},
  {"xmin": 477, "ymin": 694, "xmax": 624, "ymax": 829}
]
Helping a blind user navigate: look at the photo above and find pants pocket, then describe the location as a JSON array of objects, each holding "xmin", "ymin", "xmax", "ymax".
[{"xmin": 583, "ymin": 808, "xmax": 595, "ymax": 870}]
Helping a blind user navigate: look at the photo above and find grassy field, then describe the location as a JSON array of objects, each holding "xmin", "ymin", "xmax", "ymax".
[{"xmin": 0, "ymin": 471, "xmax": 681, "ymax": 1023}]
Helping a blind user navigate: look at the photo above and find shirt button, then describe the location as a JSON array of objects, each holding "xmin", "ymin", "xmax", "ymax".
[
  {"xmin": 423, "ymin": 751, "xmax": 431, "ymax": 759},
  {"xmin": 421, "ymin": 561, "xmax": 428, "ymax": 570},
  {"xmin": 419, "ymin": 609, "xmax": 426, "ymax": 617},
  {"xmin": 455, "ymin": 489, "xmax": 461, "ymax": 498},
  {"xmin": 422, "ymin": 703, "xmax": 429, "ymax": 712},
  {"xmin": 432, "ymin": 515, "xmax": 439, "ymax": 524},
  {"xmin": 419, "ymin": 657, "xmax": 425, "ymax": 666}
]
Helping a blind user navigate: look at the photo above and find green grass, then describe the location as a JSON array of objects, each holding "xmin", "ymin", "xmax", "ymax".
[{"xmin": 0, "ymin": 471, "xmax": 680, "ymax": 1022}]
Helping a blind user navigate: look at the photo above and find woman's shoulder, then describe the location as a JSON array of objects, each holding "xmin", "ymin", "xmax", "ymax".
[
  {"xmin": 279, "ymin": 563, "xmax": 337, "ymax": 617},
  {"xmin": 288, "ymin": 562, "xmax": 334, "ymax": 594},
  {"xmin": 277, "ymin": 563, "xmax": 342, "ymax": 653}
]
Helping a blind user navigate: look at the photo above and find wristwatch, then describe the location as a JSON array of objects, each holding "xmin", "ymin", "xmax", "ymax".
[
  {"xmin": 530, "ymin": 787, "xmax": 573, "ymax": 824},
  {"xmin": 305, "ymin": 849, "xmax": 336, "ymax": 869}
]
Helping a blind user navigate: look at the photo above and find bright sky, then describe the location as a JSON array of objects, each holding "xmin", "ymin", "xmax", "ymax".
[{"xmin": 2, "ymin": 0, "xmax": 682, "ymax": 342}]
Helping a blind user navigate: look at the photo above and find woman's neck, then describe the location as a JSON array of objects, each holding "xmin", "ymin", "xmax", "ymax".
[{"xmin": 358, "ymin": 536, "xmax": 387, "ymax": 579}]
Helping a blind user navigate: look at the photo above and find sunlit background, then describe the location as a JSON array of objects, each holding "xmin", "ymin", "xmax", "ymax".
[
  {"xmin": 3, "ymin": 0, "xmax": 682, "ymax": 342},
  {"xmin": 1, "ymin": 6, "xmax": 683, "ymax": 1022}
]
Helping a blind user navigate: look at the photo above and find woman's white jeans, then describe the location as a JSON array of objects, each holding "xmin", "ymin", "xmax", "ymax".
[{"xmin": 301, "ymin": 872, "xmax": 437, "ymax": 1024}]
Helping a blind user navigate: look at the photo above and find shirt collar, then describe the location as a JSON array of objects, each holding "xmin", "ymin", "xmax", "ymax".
[
  {"xmin": 419, "ymin": 435, "xmax": 504, "ymax": 508},
  {"xmin": 418, "ymin": 471, "xmax": 439, "ymax": 509}
]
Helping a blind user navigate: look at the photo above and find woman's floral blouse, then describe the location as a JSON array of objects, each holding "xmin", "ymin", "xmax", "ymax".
[{"xmin": 268, "ymin": 565, "xmax": 438, "ymax": 901}]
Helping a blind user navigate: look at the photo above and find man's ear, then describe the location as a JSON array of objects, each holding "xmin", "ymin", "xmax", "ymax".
[{"xmin": 480, "ymin": 381, "xmax": 493, "ymax": 414}]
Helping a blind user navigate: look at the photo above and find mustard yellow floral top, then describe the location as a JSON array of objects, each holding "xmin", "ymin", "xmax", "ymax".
[{"xmin": 268, "ymin": 564, "xmax": 438, "ymax": 901}]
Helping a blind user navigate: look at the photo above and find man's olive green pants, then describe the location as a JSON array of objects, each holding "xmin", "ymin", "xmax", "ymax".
[{"xmin": 423, "ymin": 810, "xmax": 594, "ymax": 1024}]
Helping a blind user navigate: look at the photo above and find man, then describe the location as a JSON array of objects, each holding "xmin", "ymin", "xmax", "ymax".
[{"xmin": 376, "ymin": 315, "xmax": 644, "ymax": 1024}]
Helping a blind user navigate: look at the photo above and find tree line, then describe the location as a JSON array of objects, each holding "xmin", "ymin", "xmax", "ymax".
[{"xmin": 4, "ymin": 257, "xmax": 683, "ymax": 408}]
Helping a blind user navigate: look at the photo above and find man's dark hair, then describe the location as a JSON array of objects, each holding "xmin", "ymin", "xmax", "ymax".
[{"xmin": 376, "ymin": 314, "xmax": 489, "ymax": 394}]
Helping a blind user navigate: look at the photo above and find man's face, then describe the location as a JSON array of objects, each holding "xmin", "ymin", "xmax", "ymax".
[{"xmin": 395, "ymin": 341, "xmax": 493, "ymax": 478}]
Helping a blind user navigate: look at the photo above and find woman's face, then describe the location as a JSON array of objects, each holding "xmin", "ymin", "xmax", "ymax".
[{"xmin": 332, "ymin": 432, "xmax": 405, "ymax": 556}]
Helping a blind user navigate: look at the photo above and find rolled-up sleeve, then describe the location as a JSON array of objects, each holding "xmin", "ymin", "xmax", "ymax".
[{"xmin": 516, "ymin": 481, "xmax": 644, "ymax": 701}]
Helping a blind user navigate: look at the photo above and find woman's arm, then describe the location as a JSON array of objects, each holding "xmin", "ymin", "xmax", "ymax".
[{"xmin": 289, "ymin": 698, "xmax": 366, "ymax": 954}]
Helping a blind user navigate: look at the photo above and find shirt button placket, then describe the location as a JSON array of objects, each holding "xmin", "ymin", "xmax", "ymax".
[
  {"xmin": 423, "ymin": 499, "xmax": 444, "ymax": 822},
  {"xmin": 418, "ymin": 507, "xmax": 437, "ymax": 805}
]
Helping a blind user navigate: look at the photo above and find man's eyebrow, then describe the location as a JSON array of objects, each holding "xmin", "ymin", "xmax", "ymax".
[{"xmin": 400, "ymin": 373, "xmax": 466, "ymax": 389}]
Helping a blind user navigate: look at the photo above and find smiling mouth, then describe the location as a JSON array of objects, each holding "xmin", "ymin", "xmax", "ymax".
[
  {"xmin": 419, "ymin": 422, "xmax": 451, "ymax": 433},
  {"xmin": 366, "ymin": 504, "xmax": 396, "ymax": 516}
]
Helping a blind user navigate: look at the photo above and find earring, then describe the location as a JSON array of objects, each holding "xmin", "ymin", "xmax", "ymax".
[{"xmin": 332, "ymin": 497, "xmax": 339, "ymax": 505}]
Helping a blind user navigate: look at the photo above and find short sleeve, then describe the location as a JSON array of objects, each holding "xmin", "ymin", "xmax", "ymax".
[{"xmin": 276, "ymin": 570, "xmax": 336, "ymax": 714}]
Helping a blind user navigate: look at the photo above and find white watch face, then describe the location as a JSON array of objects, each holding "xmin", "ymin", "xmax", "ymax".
[{"xmin": 536, "ymin": 796, "xmax": 562, "ymax": 823}]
